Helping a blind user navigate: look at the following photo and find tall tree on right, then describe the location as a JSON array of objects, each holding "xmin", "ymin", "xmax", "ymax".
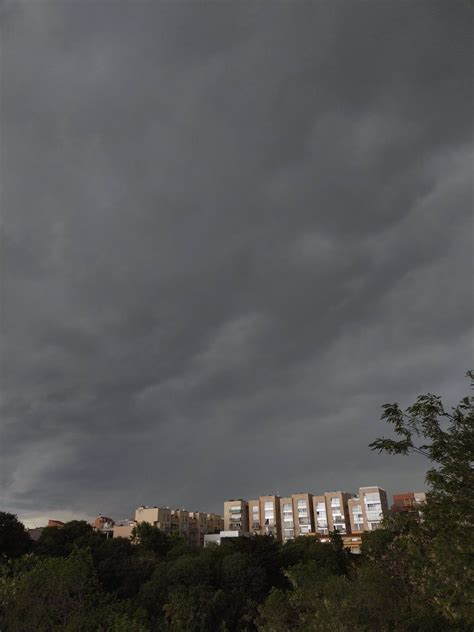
[{"xmin": 370, "ymin": 371, "xmax": 474, "ymax": 626}]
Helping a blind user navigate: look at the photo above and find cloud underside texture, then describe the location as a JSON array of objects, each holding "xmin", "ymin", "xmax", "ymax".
[{"xmin": 1, "ymin": 1, "xmax": 472, "ymax": 522}]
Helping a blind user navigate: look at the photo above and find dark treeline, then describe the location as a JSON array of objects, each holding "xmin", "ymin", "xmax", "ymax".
[{"xmin": 0, "ymin": 374, "xmax": 472, "ymax": 631}]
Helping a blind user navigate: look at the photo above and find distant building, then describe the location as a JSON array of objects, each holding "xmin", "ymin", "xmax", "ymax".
[
  {"xmin": 224, "ymin": 486, "xmax": 388, "ymax": 542},
  {"xmin": 324, "ymin": 491, "xmax": 353, "ymax": 534},
  {"xmin": 357, "ymin": 487, "xmax": 389, "ymax": 531},
  {"xmin": 135, "ymin": 506, "xmax": 171, "ymax": 532},
  {"xmin": 224, "ymin": 499, "xmax": 249, "ymax": 532},
  {"xmin": 313, "ymin": 495, "xmax": 330, "ymax": 535},
  {"xmin": 47, "ymin": 519, "xmax": 64, "ymax": 528},
  {"xmin": 113, "ymin": 520, "xmax": 136, "ymax": 539},
  {"xmin": 92, "ymin": 515, "xmax": 115, "ymax": 538},
  {"xmin": 170, "ymin": 510, "xmax": 189, "ymax": 538},
  {"xmin": 121, "ymin": 505, "xmax": 223, "ymax": 546},
  {"xmin": 391, "ymin": 492, "xmax": 426, "ymax": 513}
]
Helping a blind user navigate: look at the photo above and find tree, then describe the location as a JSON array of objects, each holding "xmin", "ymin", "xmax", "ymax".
[
  {"xmin": 0, "ymin": 513, "xmax": 32, "ymax": 558},
  {"xmin": 131, "ymin": 522, "xmax": 175, "ymax": 556},
  {"xmin": 1, "ymin": 548, "xmax": 147, "ymax": 631},
  {"xmin": 369, "ymin": 371, "xmax": 474, "ymax": 627},
  {"xmin": 35, "ymin": 520, "xmax": 101, "ymax": 557},
  {"xmin": 91, "ymin": 536, "xmax": 155, "ymax": 599}
]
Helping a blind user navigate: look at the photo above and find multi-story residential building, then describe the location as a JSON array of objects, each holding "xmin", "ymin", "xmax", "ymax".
[
  {"xmin": 325, "ymin": 491, "xmax": 353, "ymax": 534},
  {"xmin": 113, "ymin": 520, "xmax": 136, "ymax": 539},
  {"xmin": 358, "ymin": 487, "xmax": 389, "ymax": 530},
  {"xmin": 135, "ymin": 506, "xmax": 171, "ymax": 532},
  {"xmin": 224, "ymin": 499, "xmax": 249, "ymax": 532},
  {"xmin": 313, "ymin": 495, "xmax": 329, "ymax": 534},
  {"xmin": 170, "ymin": 509, "xmax": 189, "ymax": 538},
  {"xmin": 348, "ymin": 498, "xmax": 365, "ymax": 533},
  {"xmin": 260, "ymin": 495, "xmax": 282, "ymax": 539},
  {"xmin": 126, "ymin": 506, "xmax": 223, "ymax": 546},
  {"xmin": 292, "ymin": 493, "xmax": 314, "ymax": 537},
  {"xmin": 248, "ymin": 499, "xmax": 261, "ymax": 535},
  {"xmin": 206, "ymin": 513, "xmax": 224, "ymax": 534},
  {"xmin": 188, "ymin": 511, "xmax": 209, "ymax": 547},
  {"xmin": 280, "ymin": 497, "xmax": 295, "ymax": 542},
  {"xmin": 224, "ymin": 485, "xmax": 388, "ymax": 542}
]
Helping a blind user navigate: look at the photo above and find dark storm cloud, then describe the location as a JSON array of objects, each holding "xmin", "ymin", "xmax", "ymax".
[{"xmin": 1, "ymin": 1, "xmax": 472, "ymax": 523}]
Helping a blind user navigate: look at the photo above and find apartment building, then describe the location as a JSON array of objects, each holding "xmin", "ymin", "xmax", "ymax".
[
  {"xmin": 206, "ymin": 513, "xmax": 224, "ymax": 533},
  {"xmin": 358, "ymin": 487, "xmax": 389, "ymax": 531},
  {"xmin": 248, "ymin": 499, "xmax": 261, "ymax": 535},
  {"xmin": 325, "ymin": 491, "xmax": 353, "ymax": 534},
  {"xmin": 224, "ymin": 499, "xmax": 249, "ymax": 532},
  {"xmin": 224, "ymin": 485, "xmax": 388, "ymax": 541},
  {"xmin": 292, "ymin": 493, "xmax": 314, "ymax": 537},
  {"xmin": 170, "ymin": 509, "xmax": 189, "ymax": 538},
  {"xmin": 188, "ymin": 511, "xmax": 209, "ymax": 547},
  {"xmin": 135, "ymin": 506, "xmax": 171, "ymax": 532},
  {"xmin": 312, "ymin": 495, "xmax": 329, "ymax": 534},
  {"xmin": 260, "ymin": 495, "xmax": 282, "ymax": 539},
  {"xmin": 126, "ymin": 506, "xmax": 223, "ymax": 546},
  {"xmin": 280, "ymin": 497, "xmax": 294, "ymax": 541},
  {"xmin": 113, "ymin": 520, "xmax": 136, "ymax": 539},
  {"xmin": 348, "ymin": 498, "xmax": 364, "ymax": 533}
]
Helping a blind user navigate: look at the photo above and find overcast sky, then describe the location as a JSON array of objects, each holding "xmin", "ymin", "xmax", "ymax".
[{"xmin": 1, "ymin": 1, "xmax": 472, "ymax": 526}]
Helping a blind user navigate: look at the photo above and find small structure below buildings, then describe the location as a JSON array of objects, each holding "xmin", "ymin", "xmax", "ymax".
[{"xmin": 204, "ymin": 530, "xmax": 251, "ymax": 547}]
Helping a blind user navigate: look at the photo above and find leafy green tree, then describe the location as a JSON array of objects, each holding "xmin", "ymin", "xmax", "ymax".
[
  {"xmin": 91, "ymin": 536, "xmax": 155, "ymax": 599},
  {"xmin": 0, "ymin": 513, "xmax": 32, "ymax": 558},
  {"xmin": 35, "ymin": 520, "xmax": 101, "ymax": 557},
  {"xmin": 1, "ymin": 548, "xmax": 147, "ymax": 631},
  {"xmin": 370, "ymin": 371, "xmax": 474, "ymax": 626},
  {"xmin": 1, "ymin": 548, "xmax": 100, "ymax": 630},
  {"xmin": 163, "ymin": 586, "xmax": 228, "ymax": 632},
  {"xmin": 131, "ymin": 522, "xmax": 176, "ymax": 556}
]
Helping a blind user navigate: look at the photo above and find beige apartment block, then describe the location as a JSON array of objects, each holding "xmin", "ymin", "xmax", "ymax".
[
  {"xmin": 291, "ymin": 493, "xmax": 314, "ymax": 537},
  {"xmin": 170, "ymin": 509, "xmax": 189, "ymax": 537},
  {"xmin": 348, "ymin": 498, "xmax": 365, "ymax": 534},
  {"xmin": 312, "ymin": 495, "xmax": 329, "ymax": 534},
  {"xmin": 280, "ymin": 497, "xmax": 295, "ymax": 541},
  {"xmin": 358, "ymin": 486, "xmax": 389, "ymax": 531},
  {"xmin": 259, "ymin": 495, "xmax": 282, "ymax": 539},
  {"xmin": 113, "ymin": 520, "xmax": 136, "ymax": 539},
  {"xmin": 135, "ymin": 506, "xmax": 171, "ymax": 533},
  {"xmin": 206, "ymin": 513, "xmax": 224, "ymax": 534},
  {"xmin": 248, "ymin": 499, "xmax": 261, "ymax": 535},
  {"xmin": 224, "ymin": 499, "xmax": 249, "ymax": 532},
  {"xmin": 188, "ymin": 511, "xmax": 209, "ymax": 547},
  {"xmin": 325, "ymin": 491, "xmax": 353, "ymax": 534}
]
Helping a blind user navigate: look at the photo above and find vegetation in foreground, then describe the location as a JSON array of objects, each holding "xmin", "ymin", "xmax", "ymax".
[{"xmin": 0, "ymin": 373, "xmax": 472, "ymax": 631}]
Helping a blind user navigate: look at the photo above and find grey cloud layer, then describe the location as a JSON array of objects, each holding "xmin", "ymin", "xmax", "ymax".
[{"xmin": 1, "ymin": 1, "xmax": 472, "ymax": 521}]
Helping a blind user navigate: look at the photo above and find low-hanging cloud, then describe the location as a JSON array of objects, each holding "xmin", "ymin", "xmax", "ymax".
[{"xmin": 1, "ymin": 1, "xmax": 472, "ymax": 524}]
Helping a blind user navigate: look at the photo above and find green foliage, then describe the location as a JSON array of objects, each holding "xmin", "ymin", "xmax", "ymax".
[
  {"xmin": 131, "ymin": 521, "xmax": 177, "ymax": 556},
  {"xmin": 91, "ymin": 536, "xmax": 155, "ymax": 599},
  {"xmin": 35, "ymin": 520, "xmax": 102, "ymax": 557},
  {"xmin": 369, "ymin": 370, "xmax": 474, "ymax": 626},
  {"xmin": 0, "ymin": 513, "xmax": 32, "ymax": 558}
]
